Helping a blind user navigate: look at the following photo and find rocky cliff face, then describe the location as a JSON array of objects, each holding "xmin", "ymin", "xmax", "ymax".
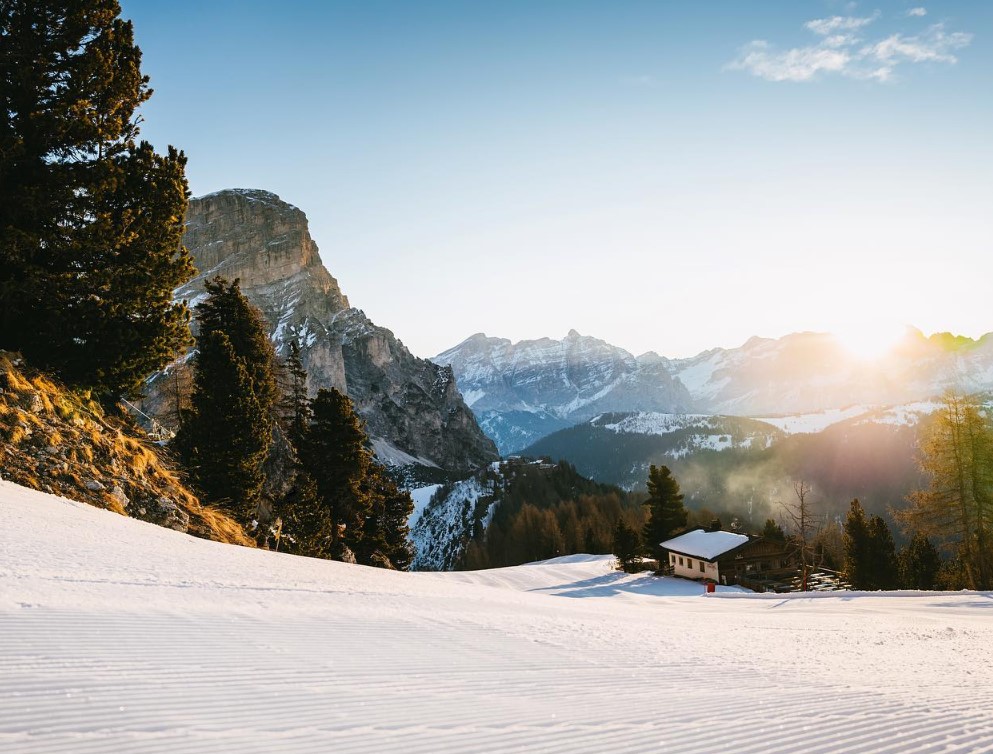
[{"xmin": 149, "ymin": 189, "xmax": 497, "ymax": 478}]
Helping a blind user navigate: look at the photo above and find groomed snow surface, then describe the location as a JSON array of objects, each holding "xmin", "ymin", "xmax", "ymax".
[{"xmin": 2, "ymin": 481, "xmax": 993, "ymax": 754}]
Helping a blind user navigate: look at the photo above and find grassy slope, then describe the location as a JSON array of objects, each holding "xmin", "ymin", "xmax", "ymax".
[{"xmin": 0, "ymin": 352, "xmax": 251, "ymax": 546}]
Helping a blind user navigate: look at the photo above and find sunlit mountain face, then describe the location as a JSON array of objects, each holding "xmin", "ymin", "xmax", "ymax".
[{"xmin": 435, "ymin": 327, "xmax": 993, "ymax": 454}]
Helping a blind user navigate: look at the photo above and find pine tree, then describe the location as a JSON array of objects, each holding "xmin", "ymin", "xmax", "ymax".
[
  {"xmin": 357, "ymin": 463, "xmax": 415, "ymax": 570},
  {"xmin": 175, "ymin": 279, "xmax": 277, "ymax": 522},
  {"xmin": 279, "ymin": 339, "xmax": 310, "ymax": 450},
  {"xmin": 867, "ymin": 514, "xmax": 900, "ymax": 590},
  {"xmin": 612, "ymin": 518, "xmax": 641, "ymax": 572},
  {"xmin": 177, "ymin": 330, "xmax": 269, "ymax": 520},
  {"xmin": 279, "ymin": 469, "xmax": 333, "ymax": 557},
  {"xmin": 194, "ymin": 278, "xmax": 279, "ymax": 413},
  {"xmin": 898, "ymin": 533, "xmax": 942, "ymax": 590},
  {"xmin": 762, "ymin": 518, "xmax": 786, "ymax": 541},
  {"xmin": 300, "ymin": 388, "xmax": 373, "ymax": 558},
  {"xmin": 0, "ymin": 2, "xmax": 194, "ymax": 397},
  {"xmin": 642, "ymin": 464, "xmax": 687, "ymax": 562},
  {"xmin": 843, "ymin": 499, "xmax": 873, "ymax": 589}
]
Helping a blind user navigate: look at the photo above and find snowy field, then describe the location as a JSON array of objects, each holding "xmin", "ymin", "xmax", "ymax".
[{"xmin": 2, "ymin": 480, "xmax": 993, "ymax": 753}]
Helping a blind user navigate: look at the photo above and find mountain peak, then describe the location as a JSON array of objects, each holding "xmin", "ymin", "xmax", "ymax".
[{"xmin": 153, "ymin": 190, "xmax": 498, "ymax": 477}]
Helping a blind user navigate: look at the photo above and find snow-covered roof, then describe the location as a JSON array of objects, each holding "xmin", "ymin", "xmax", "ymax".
[{"xmin": 660, "ymin": 529, "xmax": 750, "ymax": 560}]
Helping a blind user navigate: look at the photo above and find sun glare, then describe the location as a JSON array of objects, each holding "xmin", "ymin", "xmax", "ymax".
[{"xmin": 832, "ymin": 323, "xmax": 906, "ymax": 361}]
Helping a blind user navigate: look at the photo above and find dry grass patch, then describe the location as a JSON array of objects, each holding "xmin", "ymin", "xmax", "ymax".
[{"xmin": 0, "ymin": 352, "xmax": 252, "ymax": 548}]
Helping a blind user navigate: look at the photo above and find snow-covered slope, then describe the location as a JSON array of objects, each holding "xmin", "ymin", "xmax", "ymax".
[
  {"xmin": 755, "ymin": 401, "xmax": 942, "ymax": 435},
  {"xmin": 4, "ymin": 480, "xmax": 993, "ymax": 753}
]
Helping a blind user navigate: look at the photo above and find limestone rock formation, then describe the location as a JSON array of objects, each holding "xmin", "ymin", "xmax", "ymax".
[{"xmin": 150, "ymin": 189, "xmax": 497, "ymax": 479}]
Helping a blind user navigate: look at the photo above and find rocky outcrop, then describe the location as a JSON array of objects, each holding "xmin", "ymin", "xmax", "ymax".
[
  {"xmin": 152, "ymin": 189, "xmax": 497, "ymax": 478},
  {"xmin": 0, "ymin": 352, "xmax": 252, "ymax": 546}
]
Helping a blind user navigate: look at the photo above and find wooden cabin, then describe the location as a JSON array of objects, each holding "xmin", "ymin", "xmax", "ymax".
[{"xmin": 660, "ymin": 529, "xmax": 794, "ymax": 586}]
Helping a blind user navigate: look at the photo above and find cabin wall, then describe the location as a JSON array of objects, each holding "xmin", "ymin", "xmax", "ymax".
[{"xmin": 667, "ymin": 552, "xmax": 718, "ymax": 581}]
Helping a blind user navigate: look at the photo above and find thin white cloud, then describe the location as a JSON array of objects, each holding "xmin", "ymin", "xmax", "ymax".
[
  {"xmin": 804, "ymin": 13, "xmax": 878, "ymax": 36},
  {"xmin": 728, "ymin": 14, "xmax": 971, "ymax": 83},
  {"xmin": 907, "ymin": 7, "xmax": 928, "ymax": 17},
  {"xmin": 727, "ymin": 42, "xmax": 850, "ymax": 82},
  {"xmin": 863, "ymin": 25, "xmax": 971, "ymax": 64}
]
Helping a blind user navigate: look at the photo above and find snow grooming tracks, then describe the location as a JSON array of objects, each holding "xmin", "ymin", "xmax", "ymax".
[{"xmin": 2, "ymin": 481, "xmax": 993, "ymax": 754}]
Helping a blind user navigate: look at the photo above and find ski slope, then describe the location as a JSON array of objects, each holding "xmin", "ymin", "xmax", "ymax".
[{"xmin": 2, "ymin": 480, "xmax": 992, "ymax": 754}]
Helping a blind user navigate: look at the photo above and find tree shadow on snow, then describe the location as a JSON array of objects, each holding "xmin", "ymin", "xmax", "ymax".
[{"xmin": 528, "ymin": 572, "xmax": 711, "ymax": 599}]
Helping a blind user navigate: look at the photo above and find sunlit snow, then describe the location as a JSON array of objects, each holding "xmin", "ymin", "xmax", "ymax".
[{"xmin": 2, "ymin": 481, "xmax": 992, "ymax": 753}]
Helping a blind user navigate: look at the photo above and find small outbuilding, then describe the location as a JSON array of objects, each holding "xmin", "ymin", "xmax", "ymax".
[{"xmin": 660, "ymin": 529, "xmax": 793, "ymax": 586}]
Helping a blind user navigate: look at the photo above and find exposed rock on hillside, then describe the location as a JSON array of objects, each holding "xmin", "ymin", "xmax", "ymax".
[
  {"xmin": 145, "ymin": 189, "xmax": 497, "ymax": 478},
  {"xmin": 0, "ymin": 352, "xmax": 251, "ymax": 546}
]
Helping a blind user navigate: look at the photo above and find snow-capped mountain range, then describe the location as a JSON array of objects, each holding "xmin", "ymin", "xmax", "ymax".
[
  {"xmin": 434, "ymin": 329, "xmax": 993, "ymax": 453},
  {"xmin": 433, "ymin": 330, "xmax": 692, "ymax": 453}
]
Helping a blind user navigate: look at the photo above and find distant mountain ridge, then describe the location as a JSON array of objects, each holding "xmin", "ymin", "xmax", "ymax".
[
  {"xmin": 433, "ymin": 330, "xmax": 692, "ymax": 453},
  {"xmin": 435, "ymin": 328, "xmax": 993, "ymax": 453},
  {"xmin": 668, "ymin": 330, "xmax": 993, "ymax": 415}
]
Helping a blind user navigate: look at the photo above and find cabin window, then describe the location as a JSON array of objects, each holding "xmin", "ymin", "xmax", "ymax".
[
  {"xmin": 670, "ymin": 553, "xmax": 676, "ymax": 564},
  {"xmin": 699, "ymin": 561, "xmax": 705, "ymax": 573},
  {"xmin": 679, "ymin": 557, "xmax": 684, "ymax": 566},
  {"xmin": 687, "ymin": 558, "xmax": 693, "ymax": 568}
]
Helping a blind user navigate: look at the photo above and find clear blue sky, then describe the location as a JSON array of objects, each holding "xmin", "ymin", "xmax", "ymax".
[{"xmin": 122, "ymin": 0, "xmax": 992, "ymax": 359}]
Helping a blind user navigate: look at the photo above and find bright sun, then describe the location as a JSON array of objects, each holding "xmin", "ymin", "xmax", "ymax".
[{"xmin": 832, "ymin": 322, "xmax": 906, "ymax": 361}]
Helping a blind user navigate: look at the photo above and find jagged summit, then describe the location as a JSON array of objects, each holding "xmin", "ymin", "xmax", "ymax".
[
  {"xmin": 433, "ymin": 330, "xmax": 692, "ymax": 454},
  {"xmin": 199, "ymin": 187, "xmax": 289, "ymax": 206},
  {"xmin": 149, "ymin": 189, "xmax": 498, "ymax": 477},
  {"xmin": 179, "ymin": 188, "xmax": 349, "ymax": 315},
  {"xmin": 436, "ymin": 326, "xmax": 993, "ymax": 455}
]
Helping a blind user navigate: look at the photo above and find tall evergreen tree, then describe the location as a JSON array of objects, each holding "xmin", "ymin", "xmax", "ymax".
[
  {"xmin": 194, "ymin": 278, "xmax": 279, "ymax": 413},
  {"xmin": 642, "ymin": 464, "xmax": 687, "ymax": 562},
  {"xmin": 845, "ymin": 500, "xmax": 900, "ymax": 590},
  {"xmin": 867, "ymin": 515, "xmax": 900, "ymax": 590},
  {"xmin": 177, "ymin": 331, "xmax": 269, "ymax": 520},
  {"xmin": 843, "ymin": 499, "xmax": 873, "ymax": 589},
  {"xmin": 300, "ymin": 388, "xmax": 373, "ymax": 557},
  {"xmin": 175, "ymin": 279, "xmax": 278, "ymax": 522},
  {"xmin": 898, "ymin": 533, "xmax": 942, "ymax": 590},
  {"xmin": 278, "ymin": 469, "xmax": 332, "ymax": 557},
  {"xmin": 612, "ymin": 518, "xmax": 641, "ymax": 572},
  {"xmin": 279, "ymin": 338, "xmax": 310, "ymax": 450},
  {"xmin": 0, "ymin": 1, "xmax": 194, "ymax": 397},
  {"xmin": 355, "ymin": 463, "xmax": 415, "ymax": 570}
]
